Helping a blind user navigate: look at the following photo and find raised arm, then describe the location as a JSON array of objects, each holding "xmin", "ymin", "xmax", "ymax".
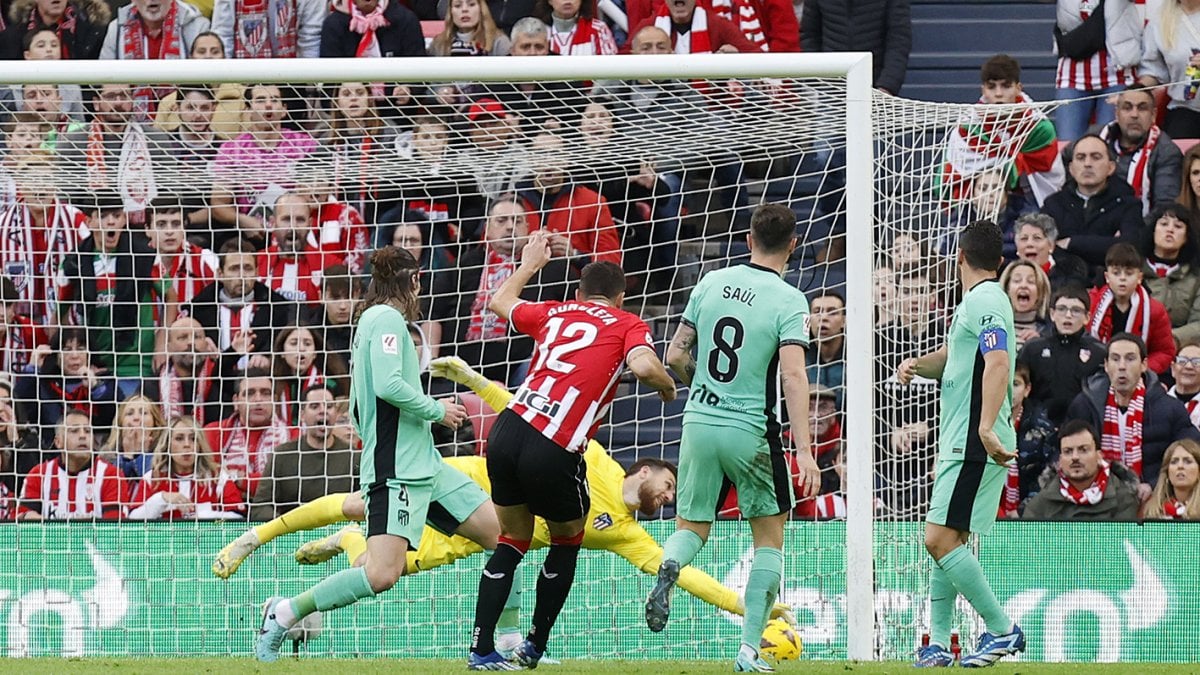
[
  {"xmin": 665, "ymin": 322, "xmax": 698, "ymax": 386},
  {"xmin": 487, "ymin": 231, "xmax": 551, "ymax": 321}
]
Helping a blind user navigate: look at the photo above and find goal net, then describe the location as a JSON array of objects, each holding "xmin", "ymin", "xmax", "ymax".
[{"xmin": 0, "ymin": 55, "xmax": 1051, "ymax": 662}]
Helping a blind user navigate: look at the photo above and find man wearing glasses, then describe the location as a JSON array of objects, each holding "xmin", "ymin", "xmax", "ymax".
[
  {"xmin": 1169, "ymin": 343, "xmax": 1200, "ymax": 430},
  {"xmin": 1017, "ymin": 286, "xmax": 1107, "ymax": 426}
]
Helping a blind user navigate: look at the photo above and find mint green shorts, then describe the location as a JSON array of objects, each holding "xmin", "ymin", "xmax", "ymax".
[
  {"xmin": 926, "ymin": 459, "xmax": 1008, "ymax": 535},
  {"xmin": 676, "ymin": 422, "xmax": 793, "ymax": 521}
]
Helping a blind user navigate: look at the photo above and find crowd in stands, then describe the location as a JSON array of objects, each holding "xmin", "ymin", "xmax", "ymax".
[{"xmin": 2, "ymin": 0, "xmax": 1200, "ymax": 525}]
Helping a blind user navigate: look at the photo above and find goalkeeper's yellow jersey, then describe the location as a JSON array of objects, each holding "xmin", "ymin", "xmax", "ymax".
[{"xmin": 405, "ymin": 382, "xmax": 740, "ymax": 614}]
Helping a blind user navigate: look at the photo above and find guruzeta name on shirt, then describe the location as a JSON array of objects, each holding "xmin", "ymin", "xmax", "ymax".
[{"xmin": 548, "ymin": 302, "xmax": 618, "ymax": 325}]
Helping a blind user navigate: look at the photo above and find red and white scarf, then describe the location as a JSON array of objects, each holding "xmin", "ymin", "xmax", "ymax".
[
  {"xmin": 1102, "ymin": 383, "xmax": 1145, "ymax": 478},
  {"xmin": 278, "ymin": 365, "xmax": 325, "ymax": 426},
  {"xmin": 155, "ymin": 243, "xmax": 218, "ymax": 308},
  {"xmin": 234, "ymin": 0, "xmax": 299, "ymax": 58},
  {"xmin": 349, "ymin": 0, "xmax": 389, "ymax": 58},
  {"xmin": 159, "ymin": 359, "xmax": 217, "ymax": 425},
  {"xmin": 0, "ymin": 199, "xmax": 87, "ymax": 323},
  {"xmin": 1059, "ymin": 459, "xmax": 1111, "ymax": 505},
  {"xmin": 1147, "ymin": 258, "xmax": 1179, "ymax": 278},
  {"xmin": 29, "ymin": 5, "xmax": 79, "ymax": 58},
  {"xmin": 465, "ymin": 248, "xmax": 514, "ymax": 341},
  {"xmin": 654, "ymin": 4, "xmax": 712, "ymax": 54},
  {"xmin": 1162, "ymin": 498, "xmax": 1188, "ymax": 519},
  {"xmin": 1170, "ymin": 385, "xmax": 1200, "ymax": 429},
  {"xmin": 85, "ymin": 120, "xmax": 157, "ymax": 217},
  {"xmin": 549, "ymin": 17, "xmax": 616, "ymax": 56},
  {"xmin": 1100, "ymin": 123, "xmax": 1161, "ymax": 214},
  {"xmin": 1088, "ymin": 285, "xmax": 1152, "ymax": 343},
  {"xmin": 120, "ymin": 2, "xmax": 184, "ymax": 121},
  {"xmin": 710, "ymin": 0, "xmax": 768, "ymax": 51},
  {"xmin": 216, "ymin": 295, "xmax": 256, "ymax": 351},
  {"xmin": 311, "ymin": 200, "xmax": 368, "ymax": 275},
  {"xmin": 221, "ymin": 414, "xmax": 292, "ymax": 476}
]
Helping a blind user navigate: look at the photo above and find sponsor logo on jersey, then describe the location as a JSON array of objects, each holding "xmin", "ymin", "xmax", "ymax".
[
  {"xmin": 382, "ymin": 333, "xmax": 398, "ymax": 355},
  {"xmin": 980, "ymin": 314, "xmax": 996, "ymax": 326},
  {"xmin": 593, "ymin": 512, "xmax": 613, "ymax": 530}
]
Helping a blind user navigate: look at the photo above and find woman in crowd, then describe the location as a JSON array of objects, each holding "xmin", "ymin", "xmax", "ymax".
[
  {"xmin": 1141, "ymin": 203, "xmax": 1200, "ymax": 344},
  {"xmin": 1138, "ymin": 0, "xmax": 1200, "ymax": 139},
  {"xmin": 1012, "ymin": 212, "xmax": 1091, "ymax": 290},
  {"xmin": 17, "ymin": 327, "xmax": 117, "ymax": 446},
  {"xmin": 319, "ymin": 82, "xmax": 399, "ymax": 222},
  {"xmin": 2, "ymin": 0, "xmax": 111, "ymax": 60},
  {"xmin": 535, "ymin": 0, "xmax": 616, "ymax": 55},
  {"xmin": 428, "ymin": 0, "xmax": 510, "ymax": 55},
  {"xmin": 1145, "ymin": 438, "xmax": 1200, "ymax": 519},
  {"xmin": 1000, "ymin": 259, "xmax": 1052, "ymax": 348},
  {"xmin": 128, "ymin": 415, "xmax": 244, "ymax": 520},
  {"xmin": 271, "ymin": 324, "xmax": 347, "ymax": 428},
  {"xmin": 1180, "ymin": 144, "xmax": 1200, "ymax": 224},
  {"xmin": 100, "ymin": 395, "xmax": 167, "ymax": 479}
]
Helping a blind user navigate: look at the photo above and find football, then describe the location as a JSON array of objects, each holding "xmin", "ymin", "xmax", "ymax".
[{"xmin": 759, "ymin": 619, "xmax": 803, "ymax": 662}]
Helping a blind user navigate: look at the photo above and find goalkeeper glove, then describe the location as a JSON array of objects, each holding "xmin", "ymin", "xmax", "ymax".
[
  {"xmin": 429, "ymin": 356, "xmax": 490, "ymax": 392},
  {"xmin": 734, "ymin": 599, "xmax": 798, "ymax": 627}
]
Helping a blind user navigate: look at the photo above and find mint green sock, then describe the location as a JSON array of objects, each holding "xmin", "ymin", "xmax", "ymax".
[
  {"xmin": 497, "ymin": 573, "xmax": 522, "ymax": 634},
  {"xmin": 929, "ymin": 564, "xmax": 956, "ymax": 648},
  {"xmin": 291, "ymin": 566, "xmax": 376, "ymax": 620},
  {"xmin": 937, "ymin": 545, "xmax": 1011, "ymax": 635},
  {"xmin": 740, "ymin": 547, "xmax": 784, "ymax": 651},
  {"xmin": 661, "ymin": 529, "xmax": 704, "ymax": 567}
]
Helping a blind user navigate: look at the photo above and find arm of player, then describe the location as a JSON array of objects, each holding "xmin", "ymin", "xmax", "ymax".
[
  {"xmin": 487, "ymin": 231, "xmax": 552, "ymax": 321},
  {"xmin": 978, "ymin": 348, "xmax": 1017, "ymax": 465},
  {"xmin": 897, "ymin": 345, "xmax": 948, "ymax": 384},
  {"xmin": 371, "ymin": 318, "xmax": 445, "ymax": 423},
  {"xmin": 627, "ymin": 347, "xmax": 676, "ymax": 401},
  {"xmin": 665, "ymin": 322, "xmax": 698, "ymax": 386},
  {"xmin": 780, "ymin": 344, "xmax": 819, "ymax": 498}
]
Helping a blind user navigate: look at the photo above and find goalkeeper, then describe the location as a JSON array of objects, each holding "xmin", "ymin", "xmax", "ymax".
[{"xmin": 214, "ymin": 356, "xmax": 796, "ymax": 630}]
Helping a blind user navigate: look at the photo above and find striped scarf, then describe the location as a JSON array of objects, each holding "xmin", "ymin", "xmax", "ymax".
[
  {"xmin": 1059, "ymin": 460, "xmax": 1110, "ymax": 505},
  {"xmin": 1162, "ymin": 498, "xmax": 1187, "ymax": 519},
  {"xmin": 155, "ymin": 243, "xmax": 218, "ymax": 308},
  {"xmin": 1100, "ymin": 123, "xmax": 1160, "ymax": 215},
  {"xmin": 348, "ymin": 0, "xmax": 389, "ymax": 58},
  {"xmin": 233, "ymin": 0, "xmax": 298, "ymax": 58},
  {"xmin": 1146, "ymin": 258, "xmax": 1179, "ymax": 278},
  {"xmin": 1088, "ymin": 285, "xmax": 1152, "ymax": 343},
  {"xmin": 466, "ymin": 248, "xmax": 514, "ymax": 341},
  {"xmin": 85, "ymin": 121, "xmax": 157, "ymax": 218},
  {"xmin": 159, "ymin": 358, "xmax": 216, "ymax": 425},
  {"xmin": 278, "ymin": 364, "xmax": 325, "ymax": 427},
  {"xmin": 1102, "ymin": 382, "xmax": 1144, "ymax": 478},
  {"xmin": 654, "ymin": 5, "xmax": 711, "ymax": 54},
  {"xmin": 0, "ymin": 199, "xmax": 87, "ymax": 323},
  {"xmin": 120, "ymin": 2, "xmax": 184, "ymax": 121},
  {"xmin": 28, "ymin": 5, "xmax": 79, "ymax": 59},
  {"xmin": 549, "ymin": 17, "xmax": 616, "ymax": 56},
  {"xmin": 220, "ymin": 413, "xmax": 292, "ymax": 477},
  {"xmin": 710, "ymin": 0, "xmax": 768, "ymax": 51},
  {"xmin": 1168, "ymin": 385, "xmax": 1200, "ymax": 429}
]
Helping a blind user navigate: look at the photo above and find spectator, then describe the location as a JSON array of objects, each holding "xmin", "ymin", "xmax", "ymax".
[
  {"xmin": 0, "ymin": 377, "xmax": 44, "ymax": 498},
  {"xmin": 210, "ymin": 0, "xmax": 324, "ymax": 59},
  {"xmin": 1019, "ymin": 285, "xmax": 1107, "ymax": 426},
  {"xmin": 1141, "ymin": 203, "xmax": 1200, "ymax": 344},
  {"xmin": 1, "ymin": 0, "xmax": 111, "ymax": 60},
  {"xmin": 16, "ymin": 409, "xmax": 127, "ymax": 520},
  {"xmin": 0, "ymin": 157, "xmax": 91, "ymax": 326},
  {"xmin": 794, "ymin": 385, "xmax": 844, "ymax": 519},
  {"xmin": 801, "ymin": 0, "xmax": 910, "ymax": 93},
  {"xmin": 318, "ymin": 83, "xmax": 399, "ymax": 224},
  {"xmin": 536, "ymin": 0, "xmax": 616, "ymax": 55},
  {"xmin": 306, "ymin": 264, "xmax": 359, "ymax": 365},
  {"xmin": 1041, "ymin": 134, "xmax": 1143, "ymax": 268},
  {"xmin": 18, "ymin": 326, "xmax": 118, "ymax": 444},
  {"xmin": 57, "ymin": 192, "xmax": 161, "ymax": 396},
  {"xmin": 429, "ymin": 0, "xmax": 512, "ymax": 55},
  {"xmin": 943, "ymin": 55, "xmax": 1063, "ymax": 209},
  {"xmin": 1000, "ymin": 259, "xmax": 1052, "ymax": 349},
  {"xmin": 250, "ymin": 386, "xmax": 356, "ymax": 519},
  {"xmin": 9, "ymin": 81, "xmax": 84, "ymax": 150},
  {"xmin": 518, "ymin": 132, "xmax": 623, "ymax": 269},
  {"xmin": 805, "ymin": 289, "xmax": 845, "ymax": 408},
  {"xmin": 627, "ymin": 0, "xmax": 758, "ymax": 53},
  {"xmin": 1052, "ymin": 0, "xmax": 1144, "ymax": 141},
  {"xmin": 320, "ymin": 0, "xmax": 425, "ymax": 58},
  {"xmin": 0, "ymin": 112, "xmax": 50, "ymax": 203},
  {"xmin": 149, "ymin": 198, "xmax": 219, "ymax": 315},
  {"xmin": 1068, "ymin": 333, "xmax": 1200, "ymax": 497},
  {"xmin": 1144, "ymin": 439, "xmax": 1200, "ymax": 519},
  {"xmin": 1138, "ymin": 0, "xmax": 1200, "ymax": 139},
  {"xmin": 294, "ymin": 158, "xmax": 371, "ymax": 275},
  {"xmin": 185, "ymin": 238, "xmax": 297, "ymax": 396},
  {"xmin": 1170, "ymin": 343, "xmax": 1200, "ymax": 429},
  {"xmin": 713, "ymin": 0, "xmax": 799, "ymax": 52},
  {"xmin": 873, "ymin": 262, "xmax": 900, "ymax": 327},
  {"xmin": 379, "ymin": 219, "xmax": 456, "ymax": 355},
  {"xmin": 0, "ymin": 277, "xmax": 47, "ymax": 377},
  {"xmin": 440, "ymin": 0, "xmax": 534, "ymax": 33},
  {"xmin": 272, "ymin": 324, "xmax": 347, "ymax": 427},
  {"xmin": 99, "ymin": 0, "xmax": 211, "ymax": 63},
  {"xmin": 153, "ymin": 34, "xmax": 248, "ymax": 142},
  {"xmin": 430, "ymin": 198, "xmax": 573, "ymax": 386},
  {"xmin": 98, "ymin": 394, "xmax": 165, "ymax": 479},
  {"xmin": 1096, "ymin": 87, "xmax": 1184, "ymax": 215},
  {"xmin": 202, "ymin": 368, "xmax": 296, "ymax": 501},
  {"xmin": 508, "ymin": 14, "xmax": 550, "ymax": 55},
  {"xmin": 129, "ymin": 415, "xmax": 244, "ymax": 520},
  {"xmin": 1013, "ymin": 213, "xmax": 1091, "ymax": 290},
  {"xmin": 209, "ymin": 83, "xmax": 316, "ymax": 249},
  {"xmin": 935, "ymin": 169, "xmax": 1027, "ymax": 259},
  {"xmin": 258, "ymin": 192, "xmax": 329, "ymax": 307},
  {"xmin": 153, "ymin": 89, "xmax": 222, "ymax": 228},
  {"xmin": 1086, "ymin": 243, "xmax": 1176, "ymax": 374},
  {"xmin": 1180, "ymin": 144, "xmax": 1200, "ymax": 225},
  {"xmin": 330, "ymin": 397, "xmax": 359, "ymax": 448},
  {"xmin": 999, "ymin": 362, "xmax": 1057, "ymax": 517},
  {"xmin": 1023, "ymin": 418, "xmax": 1141, "ymax": 520},
  {"xmin": 152, "ymin": 316, "xmax": 224, "ymax": 426}
]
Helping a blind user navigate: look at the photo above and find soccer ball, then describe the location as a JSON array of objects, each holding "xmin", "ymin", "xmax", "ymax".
[{"xmin": 759, "ymin": 619, "xmax": 803, "ymax": 662}]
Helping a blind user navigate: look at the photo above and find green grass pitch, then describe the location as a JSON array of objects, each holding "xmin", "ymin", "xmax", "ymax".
[{"xmin": 4, "ymin": 660, "xmax": 1199, "ymax": 675}]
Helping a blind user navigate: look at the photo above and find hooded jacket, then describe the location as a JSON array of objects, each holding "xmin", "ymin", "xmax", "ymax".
[{"xmin": 320, "ymin": 0, "xmax": 425, "ymax": 58}]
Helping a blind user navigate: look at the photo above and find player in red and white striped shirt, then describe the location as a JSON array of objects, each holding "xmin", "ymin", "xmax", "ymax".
[
  {"xmin": 17, "ymin": 409, "xmax": 128, "ymax": 520},
  {"xmin": 468, "ymin": 231, "xmax": 676, "ymax": 669}
]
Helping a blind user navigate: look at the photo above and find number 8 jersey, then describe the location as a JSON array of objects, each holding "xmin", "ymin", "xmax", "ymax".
[
  {"xmin": 507, "ymin": 299, "xmax": 657, "ymax": 453},
  {"xmin": 680, "ymin": 263, "xmax": 810, "ymax": 438}
]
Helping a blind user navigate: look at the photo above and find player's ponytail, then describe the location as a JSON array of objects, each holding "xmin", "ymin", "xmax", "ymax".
[{"xmin": 358, "ymin": 246, "xmax": 422, "ymax": 322}]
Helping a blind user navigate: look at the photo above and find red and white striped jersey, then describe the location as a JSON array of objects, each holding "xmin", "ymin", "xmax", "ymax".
[
  {"xmin": 1054, "ymin": 0, "xmax": 1143, "ymax": 90},
  {"xmin": 18, "ymin": 456, "xmax": 128, "ymax": 519},
  {"xmin": 153, "ymin": 243, "xmax": 219, "ymax": 307},
  {"xmin": 257, "ymin": 244, "xmax": 332, "ymax": 305},
  {"xmin": 129, "ymin": 472, "xmax": 245, "ymax": 519},
  {"xmin": 508, "ymin": 299, "xmax": 656, "ymax": 452}
]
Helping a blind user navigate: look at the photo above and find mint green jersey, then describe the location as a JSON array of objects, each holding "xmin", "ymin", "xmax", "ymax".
[
  {"xmin": 939, "ymin": 279, "xmax": 1017, "ymax": 463},
  {"xmin": 351, "ymin": 304, "xmax": 445, "ymax": 485},
  {"xmin": 680, "ymin": 263, "xmax": 810, "ymax": 437}
]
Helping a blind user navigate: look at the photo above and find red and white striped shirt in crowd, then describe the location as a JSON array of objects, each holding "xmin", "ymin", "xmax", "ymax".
[
  {"xmin": 1054, "ymin": 0, "xmax": 1142, "ymax": 90},
  {"xmin": 128, "ymin": 472, "xmax": 246, "ymax": 520},
  {"xmin": 508, "ymin": 299, "xmax": 655, "ymax": 452},
  {"xmin": 258, "ymin": 244, "xmax": 331, "ymax": 305},
  {"xmin": 0, "ymin": 482, "xmax": 13, "ymax": 520},
  {"xmin": 0, "ymin": 312, "xmax": 47, "ymax": 374},
  {"xmin": 18, "ymin": 456, "xmax": 128, "ymax": 519},
  {"xmin": 0, "ymin": 199, "xmax": 90, "ymax": 324},
  {"xmin": 548, "ymin": 17, "xmax": 618, "ymax": 56},
  {"xmin": 710, "ymin": 0, "xmax": 768, "ymax": 51},
  {"xmin": 153, "ymin": 243, "xmax": 219, "ymax": 307},
  {"xmin": 309, "ymin": 200, "xmax": 369, "ymax": 275}
]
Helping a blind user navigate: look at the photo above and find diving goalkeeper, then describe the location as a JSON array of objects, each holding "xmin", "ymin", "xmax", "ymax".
[{"xmin": 214, "ymin": 356, "xmax": 796, "ymax": 629}]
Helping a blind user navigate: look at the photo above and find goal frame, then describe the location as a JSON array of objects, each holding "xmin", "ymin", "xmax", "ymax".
[{"xmin": 0, "ymin": 53, "xmax": 877, "ymax": 661}]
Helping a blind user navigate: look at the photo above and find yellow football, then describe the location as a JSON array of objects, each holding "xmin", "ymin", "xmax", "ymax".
[{"xmin": 759, "ymin": 618, "xmax": 803, "ymax": 662}]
